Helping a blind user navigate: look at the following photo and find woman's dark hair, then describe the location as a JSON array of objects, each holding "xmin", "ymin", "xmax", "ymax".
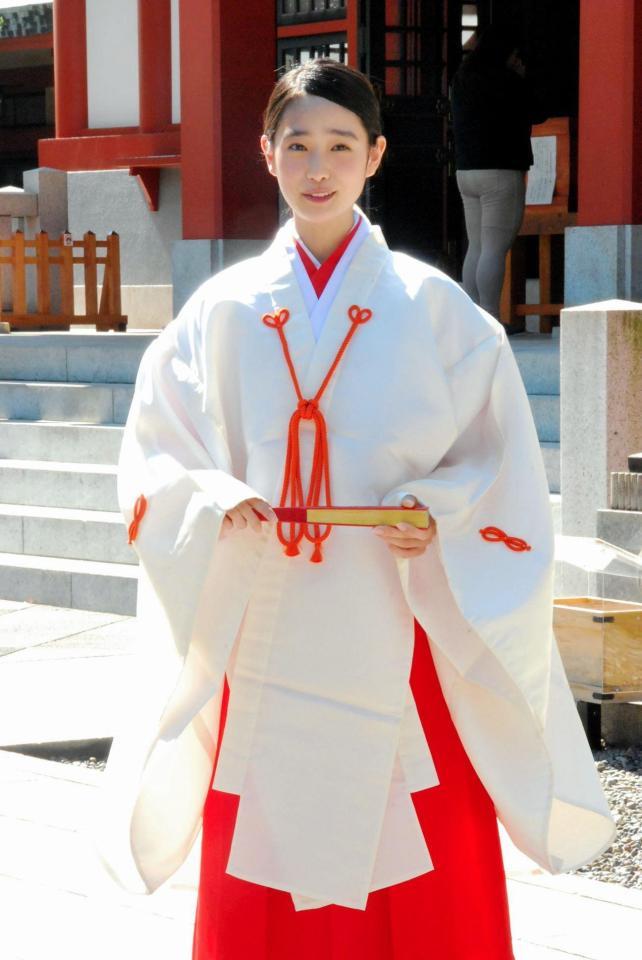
[
  {"xmin": 465, "ymin": 24, "xmax": 523, "ymax": 72},
  {"xmin": 263, "ymin": 59, "xmax": 382, "ymax": 145}
]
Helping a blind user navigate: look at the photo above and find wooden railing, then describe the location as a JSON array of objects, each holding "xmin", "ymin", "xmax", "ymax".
[
  {"xmin": 0, "ymin": 230, "xmax": 127, "ymax": 331},
  {"xmin": 500, "ymin": 117, "xmax": 576, "ymax": 334}
]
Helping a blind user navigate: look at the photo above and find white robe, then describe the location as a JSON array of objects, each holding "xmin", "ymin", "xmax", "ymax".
[{"xmin": 94, "ymin": 208, "xmax": 615, "ymax": 911}]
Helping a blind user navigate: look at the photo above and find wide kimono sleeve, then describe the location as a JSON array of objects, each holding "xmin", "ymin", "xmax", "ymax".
[
  {"xmin": 93, "ymin": 297, "xmax": 269, "ymax": 895},
  {"xmin": 382, "ymin": 320, "xmax": 616, "ymax": 874}
]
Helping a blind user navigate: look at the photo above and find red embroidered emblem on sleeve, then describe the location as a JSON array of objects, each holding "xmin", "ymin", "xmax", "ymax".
[
  {"xmin": 128, "ymin": 494, "xmax": 148, "ymax": 544},
  {"xmin": 479, "ymin": 526, "xmax": 531, "ymax": 552}
]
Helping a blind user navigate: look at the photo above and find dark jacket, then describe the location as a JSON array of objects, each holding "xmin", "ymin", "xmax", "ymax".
[{"xmin": 450, "ymin": 61, "xmax": 547, "ymax": 172}]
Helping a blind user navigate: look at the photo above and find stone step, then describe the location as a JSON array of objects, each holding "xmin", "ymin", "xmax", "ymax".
[
  {"xmin": 0, "ymin": 551, "xmax": 138, "ymax": 615},
  {"xmin": 541, "ymin": 441, "xmax": 560, "ymax": 495},
  {"xmin": 0, "ymin": 421, "xmax": 123, "ymax": 464},
  {"xmin": 511, "ymin": 336, "xmax": 560, "ymax": 395},
  {"xmin": 0, "ymin": 381, "xmax": 134, "ymax": 425},
  {"xmin": 0, "ymin": 503, "xmax": 135, "ymax": 566},
  {"xmin": 0, "ymin": 459, "xmax": 119, "ymax": 511},
  {"xmin": 0, "ymin": 332, "xmax": 155, "ymax": 384},
  {"xmin": 529, "ymin": 395, "xmax": 560, "ymax": 443}
]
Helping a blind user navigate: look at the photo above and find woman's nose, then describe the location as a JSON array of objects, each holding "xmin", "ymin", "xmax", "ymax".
[{"xmin": 306, "ymin": 153, "xmax": 329, "ymax": 180}]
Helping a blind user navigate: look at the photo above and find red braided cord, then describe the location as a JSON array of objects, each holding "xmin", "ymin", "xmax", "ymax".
[{"xmin": 262, "ymin": 305, "xmax": 372, "ymax": 561}]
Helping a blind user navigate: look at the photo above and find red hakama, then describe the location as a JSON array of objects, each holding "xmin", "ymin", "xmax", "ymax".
[{"xmin": 192, "ymin": 621, "xmax": 515, "ymax": 960}]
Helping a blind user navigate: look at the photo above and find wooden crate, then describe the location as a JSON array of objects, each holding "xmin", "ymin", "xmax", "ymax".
[{"xmin": 554, "ymin": 596, "xmax": 642, "ymax": 701}]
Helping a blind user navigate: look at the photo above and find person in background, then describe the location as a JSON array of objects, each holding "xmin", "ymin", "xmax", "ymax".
[{"xmin": 450, "ymin": 24, "xmax": 547, "ymax": 333}]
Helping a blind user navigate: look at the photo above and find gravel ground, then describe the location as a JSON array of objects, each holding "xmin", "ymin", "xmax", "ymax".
[
  {"xmin": 40, "ymin": 743, "xmax": 642, "ymax": 890},
  {"xmin": 570, "ymin": 744, "xmax": 642, "ymax": 889}
]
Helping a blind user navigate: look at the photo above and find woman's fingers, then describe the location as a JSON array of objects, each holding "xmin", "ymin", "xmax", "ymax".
[
  {"xmin": 237, "ymin": 499, "xmax": 269, "ymax": 533},
  {"xmin": 223, "ymin": 498, "xmax": 277, "ymax": 536},
  {"xmin": 375, "ymin": 520, "xmax": 435, "ymax": 542},
  {"xmin": 247, "ymin": 498, "xmax": 278, "ymax": 523},
  {"xmin": 374, "ymin": 515, "xmax": 437, "ymax": 556}
]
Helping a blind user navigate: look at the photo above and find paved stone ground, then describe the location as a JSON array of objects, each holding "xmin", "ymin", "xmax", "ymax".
[{"xmin": 0, "ymin": 600, "xmax": 640, "ymax": 960}]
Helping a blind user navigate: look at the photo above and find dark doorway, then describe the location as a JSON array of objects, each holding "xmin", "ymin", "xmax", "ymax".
[
  {"xmin": 359, "ymin": 0, "xmax": 465, "ymax": 272},
  {"xmin": 0, "ymin": 49, "xmax": 53, "ymax": 187}
]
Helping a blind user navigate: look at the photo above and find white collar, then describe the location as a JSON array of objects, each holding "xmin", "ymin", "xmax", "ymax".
[{"xmin": 292, "ymin": 209, "xmax": 362, "ymax": 268}]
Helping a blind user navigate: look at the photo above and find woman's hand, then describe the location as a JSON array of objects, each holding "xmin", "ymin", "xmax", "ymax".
[
  {"xmin": 221, "ymin": 498, "xmax": 277, "ymax": 538},
  {"xmin": 373, "ymin": 494, "xmax": 436, "ymax": 558}
]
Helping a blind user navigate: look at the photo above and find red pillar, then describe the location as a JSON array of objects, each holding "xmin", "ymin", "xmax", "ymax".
[
  {"xmin": 138, "ymin": 0, "xmax": 172, "ymax": 133},
  {"xmin": 578, "ymin": 0, "xmax": 642, "ymax": 225},
  {"xmin": 53, "ymin": 0, "xmax": 88, "ymax": 137},
  {"xmin": 347, "ymin": 0, "xmax": 359, "ymax": 68},
  {"xmin": 179, "ymin": 0, "xmax": 277, "ymax": 240}
]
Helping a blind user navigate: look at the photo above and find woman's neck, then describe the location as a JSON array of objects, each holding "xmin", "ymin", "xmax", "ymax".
[{"xmin": 294, "ymin": 209, "xmax": 355, "ymax": 262}]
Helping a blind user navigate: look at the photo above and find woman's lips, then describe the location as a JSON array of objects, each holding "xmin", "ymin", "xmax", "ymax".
[{"xmin": 302, "ymin": 191, "xmax": 336, "ymax": 203}]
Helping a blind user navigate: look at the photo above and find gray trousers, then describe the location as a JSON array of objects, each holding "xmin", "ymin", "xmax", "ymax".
[{"xmin": 456, "ymin": 168, "xmax": 526, "ymax": 320}]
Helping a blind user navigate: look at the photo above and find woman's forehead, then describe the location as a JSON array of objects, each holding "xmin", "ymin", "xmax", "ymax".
[{"xmin": 278, "ymin": 94, "xmax": 364, "ymax": 136}]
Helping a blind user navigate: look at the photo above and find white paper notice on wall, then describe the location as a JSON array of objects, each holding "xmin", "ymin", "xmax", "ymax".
[{"xmin": 525, "ymin": 136, "xmax": 557, "ymax": 205}]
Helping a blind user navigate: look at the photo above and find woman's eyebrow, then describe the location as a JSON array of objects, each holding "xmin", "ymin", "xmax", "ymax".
[
  {"xmin": 282, "ymin": 127, "xmax": 359, "ymax": 139},
  {"xmin": 327, "ymin": 128, "xmax": 359, "ymax": 139}
]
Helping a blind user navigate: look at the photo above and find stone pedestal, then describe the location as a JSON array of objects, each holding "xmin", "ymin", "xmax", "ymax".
[
  {"xmin": 172, "ymin": 238, "xmax": 269, "ymax": 316},
  {"xmin": 565, "ymin": 225, "xmax": 642, "ymax": 306},
  {"xmin": 560, "ymin": 300, "xmax": 642, "ymax": 536},
  {"xmin": 20, "ymin": 169, "xmax": 68, "ymax": 315},
  {"xmin": 0, "ymin": 185, "xmax": 39, "ymax": 313},
  {"xmin": 22, "ymin": 168, "xmax": 68, "ymax": 236}
]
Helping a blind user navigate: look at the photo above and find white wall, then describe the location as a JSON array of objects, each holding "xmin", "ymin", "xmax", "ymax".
[
  {"xmin": 171, "ymin": 0, "xmax": 181, "ymax": 123},
  {"xmin": 86, "ymin": 0, "xmax": 140, "ymax": 129}
]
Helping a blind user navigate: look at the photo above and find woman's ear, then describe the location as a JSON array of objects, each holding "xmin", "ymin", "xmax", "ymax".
[
  {"xmin": 366, "ymin": 135, "xmax": 387, "ymax": 178},
  {"xmin": 260, "ymin": 134, "xmax": 277, "ymax": 177}
]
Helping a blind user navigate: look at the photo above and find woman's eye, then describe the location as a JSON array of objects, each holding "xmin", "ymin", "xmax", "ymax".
[
  {"xmin": 288, "ymin": 143, "xmax": 306, "ymax": 151},
  {"xmin": 332, "ymin": 144, "xmax": 350, "ymax": 151}
]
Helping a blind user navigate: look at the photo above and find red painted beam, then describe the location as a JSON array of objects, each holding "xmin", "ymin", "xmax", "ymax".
[
  {"xmin": 0, "ymin": 33, "xmax": 53, "ymax": 52},
  {"xmin": 39, "ymin": 130, "xmax": 180, "ymax": 171},
  {"xmin": 277, "ymin": 19, "xmax": 347, "ymax": 38},
  {"xmin": 578, "ymin": 0, "xmax": 642, "ymax": 225},
  {"xmin": 179, "ymin": 0, "xmax": 277, "ymax": 240},
  {"xmin": 52, "ymin": 0, "xmax": 87, "ymax": 138},
  {"xmin": 138, "ymin": 0, "xmax": 172, "ymax": 133}
]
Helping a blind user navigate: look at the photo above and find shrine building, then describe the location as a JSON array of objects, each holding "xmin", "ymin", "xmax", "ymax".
[{"xmin": 0, "ymin": 0, "xmax": 640, "ymax": 328}]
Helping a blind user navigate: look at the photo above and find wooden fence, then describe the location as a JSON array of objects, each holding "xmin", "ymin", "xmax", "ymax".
[{"xmin": 0, "ymin": 230, "xmax": 127, "ymax": 331}]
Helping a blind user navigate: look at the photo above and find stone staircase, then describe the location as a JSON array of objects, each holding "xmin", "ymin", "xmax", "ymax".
[
  {"xmin": 0, "ymin": 333, "xmax": 152, "ymax": 616},
  {"xmin": 511, "ymin": 335, "xmax": 560, "ymax": 495},
  {"xmin": 0, "ymin": 330, "xmax": 560, "ymax": 615}
]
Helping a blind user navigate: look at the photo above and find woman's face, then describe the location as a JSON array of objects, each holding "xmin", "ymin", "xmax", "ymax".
[{"xmin": 261, "ymin": 94, "xmax": 386, "ymax": 229}]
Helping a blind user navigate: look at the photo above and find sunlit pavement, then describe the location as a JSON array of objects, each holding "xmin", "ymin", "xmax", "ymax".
[{"xmin": 0, "ymin": 600, "xmax": 639, "ymax": 960}]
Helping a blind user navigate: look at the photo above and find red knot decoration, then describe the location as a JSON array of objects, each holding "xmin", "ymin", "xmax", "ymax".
[
  {"xmin": 128, "ymin": 494, "xmax": 148, "ymax": 544},
  {"xmin": 479, "ymin": 526, "xmax": 531, "ymax": 552}
]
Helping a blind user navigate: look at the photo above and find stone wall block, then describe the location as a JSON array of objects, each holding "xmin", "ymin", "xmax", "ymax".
[{"xmin": 561, "ymin": 299, "xmax": 642, "ymax": 537}]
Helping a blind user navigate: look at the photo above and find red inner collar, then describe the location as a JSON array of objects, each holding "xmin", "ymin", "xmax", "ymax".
[{"xmin": 295, "ymin": 216, "xmax": 361, "ymax": 297}]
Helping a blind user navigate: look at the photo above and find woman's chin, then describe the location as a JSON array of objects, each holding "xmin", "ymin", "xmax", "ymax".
[{"xmin": 291, "ymin": 199, "xmax": 356, "ymax": 225}]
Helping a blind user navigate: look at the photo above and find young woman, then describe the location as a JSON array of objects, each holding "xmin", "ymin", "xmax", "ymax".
[{"xmin": 99, "ymin": 60, "xmax": 614, "ymax": 960}]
